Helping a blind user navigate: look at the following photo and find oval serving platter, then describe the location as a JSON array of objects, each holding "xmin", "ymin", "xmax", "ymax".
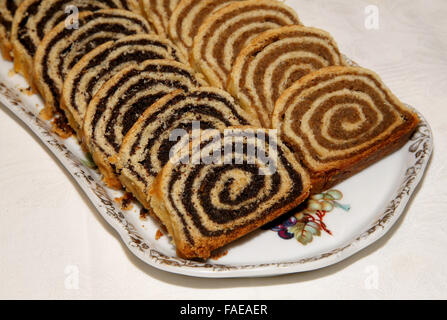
[{"xmin": 0, "ymin": 51, "xmax": 433, "ymax": 278}]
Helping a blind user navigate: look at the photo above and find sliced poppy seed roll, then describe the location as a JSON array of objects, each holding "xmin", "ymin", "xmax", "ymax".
[
  {"xmin": 190, "ymin": 0, "xmax": 301, "ymax": 88},
  {"xmin": 228, "ymin": 25, "xmax": 346, "ymax": 127},
  {"xmin": 149, "ymin": 127, "xmax": 311, "ymax": 259},
  {"xmin": 117, "ymin": 87, "xmax": 259, "ymax": 207},
  {"xmin": 83, "ymin": 59, "xmax": 203, "ymax": 189},
  {"xmin": 140, "ymin": 0, "xmax": 180, "ymax": 36},
  {"xmin": 11, "ymin": 0, "xmax": 135, "ymax": 90},
  {"xmin": 272, "ymin": 66, "xmax": 420, "ymax": 193},
  {"xmin": 33, "ymin": 9, "xmax": 152, "ymax": 129},
  {"xmin": 0, "ymin": 0, "xmax": 22, "ymax": 60},
  {"xmin": 168, "ymin": 0, "xmax": 241, "ymax": 57},
  {"xmin": 61, "ymin": 34, "xmax": 185, "ymax": 138}
]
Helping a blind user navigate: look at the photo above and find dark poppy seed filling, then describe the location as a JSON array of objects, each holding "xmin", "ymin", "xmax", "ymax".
[
  {"xmin": 83, "ymin": 59, "xmax": 201, "ymax": 189},
  {"xmin": 117, "ymin": 87, "xmax": 257, "ymax": 209},
  {"xmin": 33, "ymin": 9, "xmax": 152, "ymax": 123},
  {"xmin": 150, "ymin": 127, "xmax": 310, "ymax": 259},
  {"xmin": 272, "ymin": 66, "xmax": 420, "ymax": 192},
  {"xmin": 141, "ymin": 0, "xmax": 180, "ymax": 36},
  {"xmin": 229, "ymin": 25, "xmax": 346, "ymax": 127},
  {"xmin": 191, "ymin": 0, "xmax": 301, "ymax": 88},
  {"xmin": 11, "ymin": 0, "xmax": 130, "ymax": 85},
  {"xmin": 7, "ymin": 0, "xmax": 19, "ymax": 12},
  {"xmin": 61, "ymin": 34, "xmax": 183, "ymax": 136}
]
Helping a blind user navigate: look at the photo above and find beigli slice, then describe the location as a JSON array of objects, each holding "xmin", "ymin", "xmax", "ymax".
[
  {"xmin": 0, "ymin": 0, "xmax": 22, "ymax": 60},
  {"xmin": 190, "ymin": 0, "xmax": 301, "ymax": 89},
  {"xmin": 272, "ymin": 66, "xmax": 420, "ymax": 193},
  {"xmin": 140, "ymin": 0, "xmax": 180, "ymax": 36},
  {"xmin": 11, "ymin": 0, "xmax": 131, "ymax": 90},
  {"xmin": 168, "ymin": 0, "xmax": 241, "ymax": 57},
  {"xmin": 148, "ymin": 126, "xmax": 311, "ymax": 259},
  {"xmin": 61, "ymin": 34, "xmax": 184, "ymax": 138},
  {"xmin": 33, "ymin": 9, "xmax": 152, "ymax": 136},
  {"xmin": 83, "ymin": 59, "xmax": 203, "ymax": 189},
  {"xmin": 228, "ymin": 25, "xmax": 346, "ymax": 127},
  {"xmin": 117, "ymin": 87, "xmax": 259, "ymax": 208}
]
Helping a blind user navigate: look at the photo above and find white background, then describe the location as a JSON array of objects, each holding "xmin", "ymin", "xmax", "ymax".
[{"xmin": 0, "ymin": 0, "xmax": 446, "ymax": 299}]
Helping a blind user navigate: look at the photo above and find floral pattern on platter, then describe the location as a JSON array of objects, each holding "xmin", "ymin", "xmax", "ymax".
[{"xmin": 271, "ymin": 190, "xmax": 350, "ymax": 245}]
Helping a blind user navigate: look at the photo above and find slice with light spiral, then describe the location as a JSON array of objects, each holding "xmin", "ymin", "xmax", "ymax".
[
  {"xmin": 168, "ymin": 0, "xmax": 241, "ymax": 57},
  {"xmin": 33, "ymin": 9, "xmax": 152, "ymax": 137},
  {"xmin": 228, "ymin": 25, "xmax": 346, "ymax": 127},
  {"xmin": 83, "ymin": 59, "xmax": 202, "ymax": 189},
  {"xmin": 61, "ymin": 34, "xmax": 184, "ymax": 138},
  {"xmin": 272, "ymin": 66, "xmax": 420, "ymax": 193},
  {"xmin": 149, "ymin": 127, "xmax": 311, "ymax": 259},
  {"xmin": 190, "ymin": 0, "xmax": 301, "ymax": 89},
  {"xmin": 140, "ymin": 0, "xmax": 180, "ymax": 36},
  {"xmin": 11, "ymin": 0, "xmax": 135, "ymax": 90},
  {"xmin": 0, "ymin": 0, "xmax": 23, "ymax": 60},
  {"xmin": 117, "ymin": 87, "xmax": 259, "ymax": 206}
]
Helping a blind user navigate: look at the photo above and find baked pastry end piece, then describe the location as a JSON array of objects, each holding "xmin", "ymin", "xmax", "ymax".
[{"xmin": 149, "ymin": 127, "xmax": 311, "ymax": 259}]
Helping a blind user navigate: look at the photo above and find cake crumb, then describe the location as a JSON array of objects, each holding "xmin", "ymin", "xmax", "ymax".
[
  {"xmin": 140, "ymin": 207, "xmax": 150, "ymax": 220},
  {"xmin": 155, "ymin": 229, "xmax": 164, "ymax": 240},
  {"xmin": 210, "ymin": 249, "xmax": 229, "ymax": 261},
  {"xmin": 19, "ymin": 86, "xmax": 33, "ymax": 96},
  {"xmin": 114, "ymin": 192, "xmax": 134, "ymax": 210}
]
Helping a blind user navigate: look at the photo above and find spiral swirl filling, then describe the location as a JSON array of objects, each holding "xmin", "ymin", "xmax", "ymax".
[
  {"xmin": 160, "ymin": 128, "xmax": 308, "ymax": 246},
  {"xmin": 275, "ymin": 68, "xmax": 418, "ymax": 172}
]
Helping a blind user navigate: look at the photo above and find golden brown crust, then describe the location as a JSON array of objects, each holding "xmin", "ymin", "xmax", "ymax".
[
  {"xmin": 0, "ymin": 36, "xmax": 13, "ymax": 61},
  {"xmin": 12, "ymin": 44, "xmax": 38, "ymax": 93}
]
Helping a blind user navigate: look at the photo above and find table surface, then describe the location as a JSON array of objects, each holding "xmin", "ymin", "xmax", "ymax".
[{"xmin": 1, "ymin": 0, "xmax": 446, "ymax": 300}]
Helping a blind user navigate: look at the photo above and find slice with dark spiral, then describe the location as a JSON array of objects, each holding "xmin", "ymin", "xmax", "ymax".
[
  {"xmin": 140, "ymin": 0, "xmax": 180, "ymax": 36},
  {"xmin": 0, "ymin": 0, "xmax": 22, "ymax": 60},
  {"xmin": 148, "ymin": 127, "xmax": 311, "ymax": 259},
  {"xmin": 61, "ymin": 34, "xmax": 184, "ymax": 138},
  {"xmin": 228, "ymin": 25, "xmax": 346, "ymax": 127},
  {"xmin": 83, "ymin": 59, "xmax": 203, "ymax": 189},
  {"xmin": 272, "ymin": 66, "xmax": 420, "ymax": 193},
  {"xmin": 117, "ymin": 87, "xmax": 259, "ymax": 207},
  {"xmin": 168, "ymin": 0, "xmax": 241, "ymax": 57},
  {"xmin": 11, "ymin": 0, "xmax": 136, "ymax": 90},
  {"xmin": 190, "ymin": 0, "xmax": 301, "ymax": 88},
  {"xmin": 33, "ymin": 9, "xmax": 152, "ymax": 131}
]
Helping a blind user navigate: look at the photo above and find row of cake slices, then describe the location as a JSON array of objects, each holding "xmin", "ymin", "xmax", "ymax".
[
  {"xmin": 1, "ymin": 1, "xmax": 419, "ymax": 134},
  {"xmin": 0, "ymin": 0, "xmax": 420, "ymax": 259}
]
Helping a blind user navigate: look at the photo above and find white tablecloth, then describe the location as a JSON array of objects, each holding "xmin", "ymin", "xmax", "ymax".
[{"xmin": 1, "ymin": 0, "xmax": 446, "ymax": 299}]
